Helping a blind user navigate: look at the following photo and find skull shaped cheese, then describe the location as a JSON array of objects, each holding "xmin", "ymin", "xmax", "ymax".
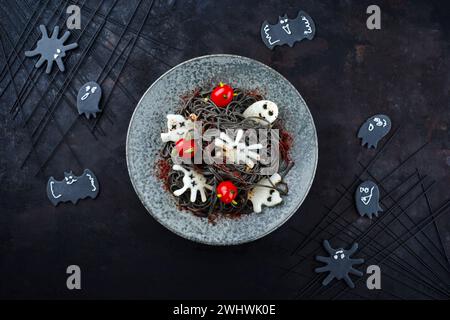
[
  {"xmin": 248, "ymin": 173, "xmax": 283, "ymax": 213},
  {"xmin": 161, "ymin": 114, "xmax": 194, "ymax": 143},
  {"xmin": 243, "ymin": 100, "xmax": 279, "ymax": 124}
]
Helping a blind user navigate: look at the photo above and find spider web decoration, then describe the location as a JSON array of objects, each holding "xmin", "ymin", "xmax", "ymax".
[
  {"xmin": 277, "ymin": 127, "xmax": 450, "ymax": 299},
  {"xmin": 0, "ymin": 0, "xmax": 182, "ymax": 179}
]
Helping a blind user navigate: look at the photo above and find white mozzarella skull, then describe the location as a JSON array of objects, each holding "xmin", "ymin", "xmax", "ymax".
[
  {"xmin": 172, "ymin": 165, "xmax": 213, "ymax": 203},
  {"xmin": 161, "ymin": 114, "xmax": 194, "ymax": 143},
  {"xmin": 243, "ymin": 100, "xmax": 279, "ymax": 124},
  {"xmin": 248, "ymin": 173, "xmax": 283, "ymax": 213}
]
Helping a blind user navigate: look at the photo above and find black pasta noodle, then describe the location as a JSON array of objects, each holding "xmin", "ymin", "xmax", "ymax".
[{"xmin": 157, "ymin": 87, "xmax": 294, "ymax": 221}]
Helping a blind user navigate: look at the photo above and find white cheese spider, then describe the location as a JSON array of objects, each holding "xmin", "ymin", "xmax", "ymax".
[
  {"xmin": 214, "ymin": 129, "xmax": 263, "ymax": 168},
  {"xmin": 172, "ymin": 165, "xmax": 213, "ymax": 203}
]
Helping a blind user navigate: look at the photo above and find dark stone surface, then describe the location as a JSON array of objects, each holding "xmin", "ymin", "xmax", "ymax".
[{"xmin": 0, "ymin": 0, "xmax": 449, "ymax": 299}]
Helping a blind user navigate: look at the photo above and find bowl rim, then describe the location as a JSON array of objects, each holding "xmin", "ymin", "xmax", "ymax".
[{"xmin": 126, "ymin": 54, "xmax": 318, "ymax": 245}]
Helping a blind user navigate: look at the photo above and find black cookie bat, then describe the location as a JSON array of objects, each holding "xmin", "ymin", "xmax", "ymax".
[
  {"xmin": 261, "ymin": 11, "xmax": 316, "ymax": 50},
  {"xmin": 77, "ymin": 81, "xmax": 102, "ymax": 119},
  {"xmin": 357, "ymin": 114, "xmax": 391, "ymax": 149},
  {"xmin": 47, "ymin": 169, "xmax": 99, "ymax": 206}
]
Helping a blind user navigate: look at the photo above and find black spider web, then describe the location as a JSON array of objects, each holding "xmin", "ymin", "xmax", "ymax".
[
  {"xmin": 0, "ymin": 0, "xmax": 179, "ymax": 177},
  {"xmin": 279, "ymin": 127, "xmax": 450, "ymax": 299}
]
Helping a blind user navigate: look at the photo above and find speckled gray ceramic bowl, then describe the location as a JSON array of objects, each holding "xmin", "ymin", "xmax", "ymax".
[{"xmin": 126, "ymin": 54, "xmax": 318, "ymax": 245}]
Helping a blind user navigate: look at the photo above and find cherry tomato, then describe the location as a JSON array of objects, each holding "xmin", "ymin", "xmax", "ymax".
[
  {"xmin": 216, "ymin": 181, "xmax": 238, "ymax": 205},
  {"xmin": 210, "ymin": 82, "xmax": 234, "ymax": 108},
  {"xmin": 175, "ymin": 138, "xmax": 196, "ymax": 159}
]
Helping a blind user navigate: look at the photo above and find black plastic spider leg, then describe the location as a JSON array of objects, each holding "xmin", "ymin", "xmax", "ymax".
[
  {"xmin": 55, "ymin": 57, "xmax": 65, "ymax": 72},
  {"xmin": 39, "ymin": 24, "xmax": 48, "ymax": 38},
  {"xmin": 322, "ymin": 273, "xmax": 335, "ymax": 286},
  {"xmin": 349, "ymin": 258, "xmax": 364, "ymax": 265},
  {"xmin": 347, "ymin": 242, "xmax": 359, "ymax": 256},
  {"xmin": 45, "ymin": 59, "xmax": 54, "ymax": 74},
  {"xmin": 316, "ymin": 255, "xmax": 330, "ymax": 263},
  {"xmin": 343, "ymin": 274, "xmax": 355, "ymax": 288},
  {"xmin": 60, "ymin": 31, "xmax": 71, "ymax": 43},
  {"xmin": 323, "ymin": 240, "xmax": 334, "ymax": 255},
  {"xmin": 51, "ymin": 26, "xmax": 59, "ymax": 38},
  {"xmin": 315, "ymin": 266, "xmax": 330, "ymax": 273},
  {"xmin": 35, "ymin": 56, "xmax": 46, "ymax": 68},
  {"xmin": 349, "ymin": 267, "xmax": 363, "ymax": 277},
  {"xmin": 25, "ymin": 48, "xmax": 39, "ymax": 57},
  {"xmin": 63, "ymin": 43, "xmax": 78, "ymax": 52}
]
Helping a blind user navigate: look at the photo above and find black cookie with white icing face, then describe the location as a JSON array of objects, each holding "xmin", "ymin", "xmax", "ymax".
[
  {"xmin": 357, "ymin": 114, "xmax": 391, "ymax": 149},
  {"xmin": 260, "ymin": 11, "xmax": 316, "ymax": 50},
  {"xmin": 25, "ymin": 25, "xmax": 78, "ymax": 74},
  {"xmin": 315, "ymin": 240, "xmax": 364, "ymax": 288},
  {"xmin": 77, "ymin": 81, "xmax": 102, "ymax": 119},
  {"xmin": 355, "ymin": 180, "xmax": 383, "ymax": 219},
  {"xmin": 47, "ymin": 169, "xmax": 99, "ymax": 206}
]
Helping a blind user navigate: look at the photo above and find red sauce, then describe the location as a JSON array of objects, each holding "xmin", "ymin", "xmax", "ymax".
[
  {"xmin": 279, "ymin": 129, "xmax": 294, "ymax": 162},
  {"xmin": 155, "ymin": 158, "xmax": 171, "ymax": 191}
]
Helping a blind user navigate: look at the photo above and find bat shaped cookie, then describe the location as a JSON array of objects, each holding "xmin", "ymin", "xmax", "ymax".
[
  {"xmin": 261, "ymin": 10, "xmax": 316, "ymax": 50},
  {"xmin": 47, "ymin": 169, "xmax": 99, "ymax": 206}
]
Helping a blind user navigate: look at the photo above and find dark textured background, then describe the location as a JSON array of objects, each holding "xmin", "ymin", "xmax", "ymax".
[{"xmin": 0, "ymin": 0, "xmax": 449, "ymax": 299}]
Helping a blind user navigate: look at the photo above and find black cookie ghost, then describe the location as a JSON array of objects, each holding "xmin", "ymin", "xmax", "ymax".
[
  {"xmin": 77, "ymin": 81, "xmax": 102, "ymax": 119},
  {"xmin": 47, "ymin": 169, "xmax": 99, "ymax": 206},
  {"xmin": 355, "ymin": 180, "xmax": 383, "ymax": 219},
  {"xmin": 357, "ymin": 114, "xmax": 391, "ymax": 149},
  {"xmin": 261, "ymin": 11, "xmax": 316, "ymax": 50}
]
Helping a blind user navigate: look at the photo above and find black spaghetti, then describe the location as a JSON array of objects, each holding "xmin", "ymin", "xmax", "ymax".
[{"xmin": 156, "ymin": 85, "xmax": 294, "ymax": 222}]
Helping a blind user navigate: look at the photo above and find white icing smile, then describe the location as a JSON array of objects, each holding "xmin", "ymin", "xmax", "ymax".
[{"xmin": 282, "ymin": 24, "xmax": 291, "ymax": 34}]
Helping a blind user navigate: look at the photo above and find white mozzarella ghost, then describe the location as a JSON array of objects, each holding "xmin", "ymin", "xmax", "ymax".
[
  {"xmin": 243, "ymin": 100, "xmax": 279, "ymax": 124},
  {"xmin": 248, "ymin": 173, "xmax": 283, "ymax": 213},
  {"xmin": 161, "ymin": 114, "xmax": 194, "ymax": 142},
  {"xmin": 172, "ymin": 165, "xmax": 213, "ymax": 203}
]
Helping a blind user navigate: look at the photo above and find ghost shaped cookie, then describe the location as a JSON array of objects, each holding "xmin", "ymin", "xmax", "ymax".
[
  {"xmin": 355, "ymin": 180, "xmax": 383, "ymax": 219},
  {"xmin": 248, "ymin": 173, "xmax": 283, "ymax": 213},
  {"xmin": 77, "ymin": 81, "xmax": 102, "ymax": 119},
  {"xmin": 243, "ymin": 100, "xmax": 278, "ymax": 124},
  {"xmin": 161, "ymin": 114, "xmax": 194, "ymax": 143},
  {"xmin": 357, "ymin": 114, "xmax": 391, "ymax": 149}
]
